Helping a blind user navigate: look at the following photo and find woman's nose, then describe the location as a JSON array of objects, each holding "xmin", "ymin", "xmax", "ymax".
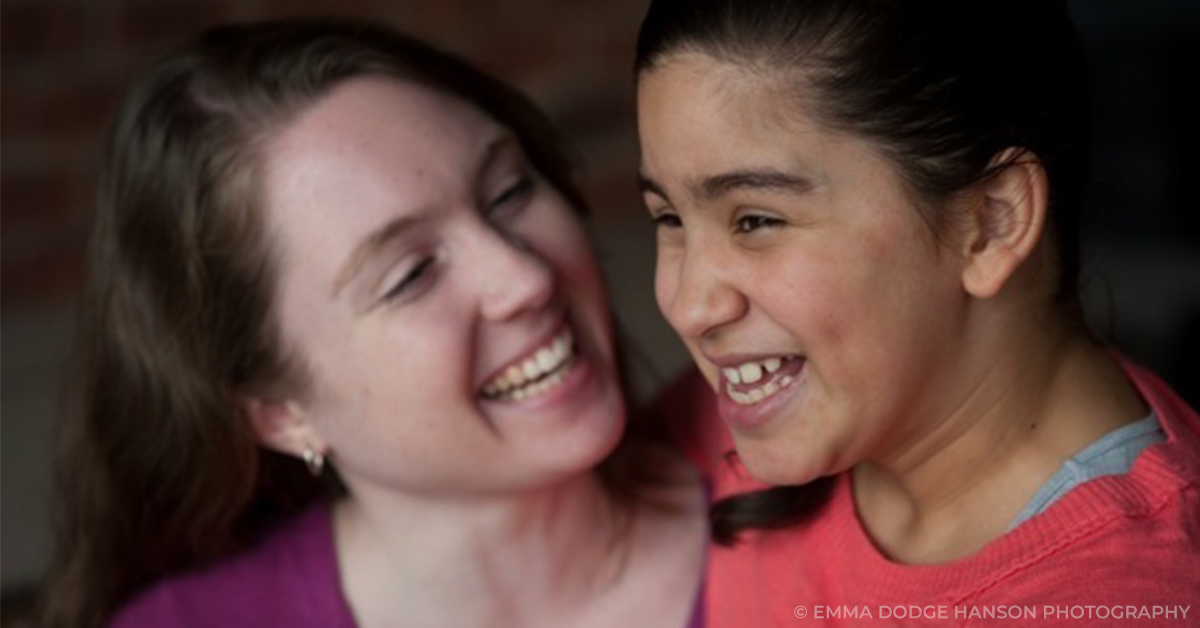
[
  {"xmin": 476, "ymin": 226, "xmax": 555, "ymax": 322},
  {"xmin": 657, "ymin": 243, "xmax": 748, "ymax": 343}
]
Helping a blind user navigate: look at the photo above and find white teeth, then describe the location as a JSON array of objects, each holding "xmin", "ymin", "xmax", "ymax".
[
  {"xmin": 723, "ymin": 367, "xmax": 742, "ymax": 384},
  {"xmin": 535, "ymin": 347, "xmax": 556, "ymax": 372},
  {"xmin": 723, "ymin": 357, "xmax": 786, "ymax": 385},
  {"xmin": 723, "ymin": 358, "xmax": 799, "ymax": 406},
  {"xmin": 739, "ymin": 362, "xmax": 763, "ymax": 384},
  {"xmin": 522, "ymin": 360, "xmax": 540, "ymax": 380},
  {"xmin": 482, "ymin": 327, "xmax": 576, "ymax": 401}
]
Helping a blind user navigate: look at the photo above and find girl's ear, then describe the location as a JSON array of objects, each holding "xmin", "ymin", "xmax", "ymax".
[
  {"xmin": 239, "ymin": 395, "xmax": 326, "ymax": 460},
  {"xmin": 959, "ymin": 148, "xmax": 1049, "ymax": 299}
]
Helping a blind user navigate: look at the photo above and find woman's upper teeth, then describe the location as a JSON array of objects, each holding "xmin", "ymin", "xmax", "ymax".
[
  {"xmin": 483, "ymin": 328, "xmax": 574, "ymax": 397},
  {"xmin": 723, "ymin": 357, "xmax": 783, "ymax": 385}
]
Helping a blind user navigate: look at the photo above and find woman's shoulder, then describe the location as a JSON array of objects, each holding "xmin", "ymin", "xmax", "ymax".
[{"xmin": 110, "ymin": 502, "xmax": 354, "ymax": 628}]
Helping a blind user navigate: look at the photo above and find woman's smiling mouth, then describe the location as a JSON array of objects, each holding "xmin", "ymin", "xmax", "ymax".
[{"xmin": 481, "ymin": 327, "xmax": 578, "ymax": 402}]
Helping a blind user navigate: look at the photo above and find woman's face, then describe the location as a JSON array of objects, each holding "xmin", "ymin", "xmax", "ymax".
[
  {"xmin": 638, "ymin": 54, "xmax": 972, "ymax": 484},
  {"xmin": 260, "ymin": 77, "xmax": 624, "ymax": 497}
]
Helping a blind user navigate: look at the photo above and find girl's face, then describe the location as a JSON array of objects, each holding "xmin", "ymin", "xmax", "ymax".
[
  {"xmin": 638, "ymin": 54, "xmax": 972, "ymax": 484},
  {"xmin": 260, "ymin": 78, "xmax": 624, "ymax": 498}
]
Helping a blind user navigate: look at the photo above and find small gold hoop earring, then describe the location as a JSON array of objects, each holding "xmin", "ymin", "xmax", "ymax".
[{"xmin": 302, "ymin": 446, "xmax": 325, "ymax": 477}]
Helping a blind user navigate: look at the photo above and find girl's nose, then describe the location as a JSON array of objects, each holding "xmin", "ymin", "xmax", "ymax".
[{"xmin": 657, "ymin": 243, "xmax": 748, "ymax": 344}]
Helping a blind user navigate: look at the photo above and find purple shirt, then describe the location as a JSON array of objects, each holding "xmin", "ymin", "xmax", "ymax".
[
  {"xmin": 111, "ymin": 504, "xmax": 356, "ymax": 627},
  {"xmin": 112, "ymin": 502, "xmax": 705, "ymax": 627}
]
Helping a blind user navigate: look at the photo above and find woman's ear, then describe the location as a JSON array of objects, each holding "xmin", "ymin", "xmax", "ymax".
[
  {"xmin": 240, "ymin": 395, "xmax": 326, "ymax": 460},
  {"xmin": 959, "ymin": 148, "xmax": 1049, "ymax": 299}
]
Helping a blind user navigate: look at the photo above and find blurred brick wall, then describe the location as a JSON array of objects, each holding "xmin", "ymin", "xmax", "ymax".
[
  {"xmin": 1, "ymin": 0, "xmax": 650, "ymax": 306},
  {"xmin": 3, "ymin": 0, "xmax": 691, "ymax": 592}
]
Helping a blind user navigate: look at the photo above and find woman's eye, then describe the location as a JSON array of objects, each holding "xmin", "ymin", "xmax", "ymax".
[
  {"xmin": 735, "ymin": 214, "xmax": 784, "ymax": 233},
  {"xmin": 487, "ymin": 176, "xmax": 534, "ymax": 219},
  {"xmin": 382, "ymin": 256, "xmax": 436, "ymax": 302}
]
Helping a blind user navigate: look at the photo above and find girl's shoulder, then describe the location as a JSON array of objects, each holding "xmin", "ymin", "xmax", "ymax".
[{"xmin": 109, "ymin": 503, "xmax": 354, "ymax": 628}]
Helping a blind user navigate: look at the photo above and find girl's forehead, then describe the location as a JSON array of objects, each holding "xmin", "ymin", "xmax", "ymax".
[
  {"xmin": 640, "ymin": 56, "xmax": 861, "ymax": 174},
  {"xmin": 643, "ymin": 51, "xmax": 824, "ymax": 136}
]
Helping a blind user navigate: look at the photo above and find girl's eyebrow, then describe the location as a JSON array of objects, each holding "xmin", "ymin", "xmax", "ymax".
[
  {"xmin": 638, "ymin": 171, "xmax": 669, "ymax": 200},
  {"xmin": 696, "ymin": 169, "xmax": 814, "ymax": 201},
  {"xmin": 638, "ymin": 168, "xmax": 815, "ymax": 205}
]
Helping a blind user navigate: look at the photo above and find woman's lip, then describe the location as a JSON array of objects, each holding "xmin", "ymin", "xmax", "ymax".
[
  {"xmin": 479, "ymin": 333, "xmax": 598, "ymax": 411},
  {"xmin": 478, "ymin": 317, "xmax": 570, "ymax": 389}
]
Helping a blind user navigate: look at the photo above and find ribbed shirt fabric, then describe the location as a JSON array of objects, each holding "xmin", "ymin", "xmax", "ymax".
[
  {"xmin": 1008, "ymin": 413, "xmax": 1165, "ymax": 530},
  {"xmin": 662, "ymin": 359, "xmax": 1200, "ymax": 627}
]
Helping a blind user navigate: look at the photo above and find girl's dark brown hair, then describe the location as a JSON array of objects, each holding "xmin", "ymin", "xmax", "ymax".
[
  {"xmin": 636, "ymin": 0, "xmax": 1093, "ymax": 545},
  {"xmin": 42, "ymin": 18, "xmax": 659, "ymax": 627}
]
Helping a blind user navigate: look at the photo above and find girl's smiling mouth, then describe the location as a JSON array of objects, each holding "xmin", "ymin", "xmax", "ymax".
[
  {"xmin": 721, "ymin": 355, "xmax": 804, "ymax": 405},
  {"xmin": 711, "ymin": 354, "xmax": 807, "ymax": 431}
]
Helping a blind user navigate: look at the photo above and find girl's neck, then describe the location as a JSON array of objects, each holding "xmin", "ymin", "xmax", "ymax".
[
  {"xmin": 334, "ymin": 471, "xmax": 633, "ymax": 628},
  {"xmin": 852, "ymin": 314, "xmax": 1147, "ymax": 565}
]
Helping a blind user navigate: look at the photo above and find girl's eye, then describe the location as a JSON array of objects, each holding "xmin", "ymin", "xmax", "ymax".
[
  {"xmin": 735, "ymin": 214, "xmax": 784, "ymax": 233},
  {"xmin": 651, "ymin": 212, "xmax": 682, "ymax": 229},
  {"xmin": 382, "ymin": 256, "xmax": 436, "ymax": 302},
  {"xmin": 487, "ymin": 176, "xmax": 534, "ymax": 220}
]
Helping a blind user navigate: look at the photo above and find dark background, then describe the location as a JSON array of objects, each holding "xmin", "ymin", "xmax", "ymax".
[{"xmin": 3, "ymin": 0, "xmax": 1198, "ymax": 594}]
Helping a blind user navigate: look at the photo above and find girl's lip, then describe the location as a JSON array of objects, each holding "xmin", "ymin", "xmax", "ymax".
[
  {"xmin": 720, "ymin": 355, "xmax": 805, "ymax": 392},
  {"xmin": 716, "ymin": 359, "xmax": 806, "ymax": 431},
  {"xmin": 704, "ymin": 352, "xmax": 803, "ymax": 369}
]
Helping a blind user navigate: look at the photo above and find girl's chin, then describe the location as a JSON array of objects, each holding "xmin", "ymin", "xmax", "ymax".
[{"xmin": 730, "ymin": 437, "xmax": 837, "ymax": 486}]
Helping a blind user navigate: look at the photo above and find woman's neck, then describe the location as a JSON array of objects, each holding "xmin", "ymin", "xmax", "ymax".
[
  {"xmin": 334, "ymin": 471, "xmax": 634, "ymax": 628},
  {"xmin": 852, "ymin": 311, "xmax": 1148, "ymax": 565},
  {"xmin": 333, "ymin": 459, "xmax": 707, "ymax": 628}
]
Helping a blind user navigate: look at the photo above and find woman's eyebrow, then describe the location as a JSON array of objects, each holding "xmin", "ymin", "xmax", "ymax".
[
  {"xmin": 332, "ymin": 133, "xmax": 520, "ymax": 299},
  {"xmin": 333, "ymin": 215, "xmax": 421, "ymax": 298},
  {"xmin": 476, "ymin": 133, "xmax": 520, "ymax": 179}
]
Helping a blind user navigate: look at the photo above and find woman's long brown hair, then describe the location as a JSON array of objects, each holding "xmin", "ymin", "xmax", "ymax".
[{"xmin": 41, "ymin": 18, "xmax": 670, "ymax": 627}]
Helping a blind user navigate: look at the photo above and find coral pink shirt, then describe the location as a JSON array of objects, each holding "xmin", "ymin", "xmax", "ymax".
[{"xmin": 663, "ymin": 360, "xmax": 1200, "ymax": 627}]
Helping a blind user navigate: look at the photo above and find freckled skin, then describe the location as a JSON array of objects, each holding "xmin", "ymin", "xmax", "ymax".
[{"xmin": 262, "ymin": 77, "xmax": 625, "ymax": 498}]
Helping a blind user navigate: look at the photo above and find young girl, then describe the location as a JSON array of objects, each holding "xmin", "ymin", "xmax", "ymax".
[
  {"xmin": 41, "ymin": 18, "xmax": 705, "ymax": 628},
  {"xmin": 635, "ymin": 0, "xmax": 1199, "ymax": 625}
]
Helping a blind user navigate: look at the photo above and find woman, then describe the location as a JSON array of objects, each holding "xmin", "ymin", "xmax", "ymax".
[
  {"xmin": 635, "ymin": 0, "xmax": 1199, "ymax": 625},
  {"xmin": 41, "ymin": 18, "xmax": 705, "ymax": 628}
]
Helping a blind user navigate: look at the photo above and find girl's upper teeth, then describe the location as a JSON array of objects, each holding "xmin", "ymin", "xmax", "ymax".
[
  {"xmin": 483, "ymin": 328, "xmax": 575, "ymax": 398},
  {"xmin": 723, "ymin": 356, "xmax": 799, "ymax": 406},
  {"xmin": 725, "ymin": 357, "xmax": 783, "ymax": 385}
]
